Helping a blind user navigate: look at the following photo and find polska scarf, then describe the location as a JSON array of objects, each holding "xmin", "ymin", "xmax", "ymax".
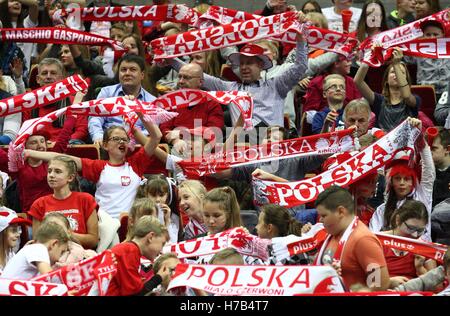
[
  {"xmin": 163, "ymin": 227, "xmax": 271, "ymax": 261},
  {"xmin": 32, "ymin": 251, "xmax": 117, "ymax": 296},
  {"xmin": 0, "ymin": 27, "xmax": 125, "ymax": 51},
  {"xmin": 177, "ymin": 127, "xmax": 356, "ymax": 177},
  {"xmin": 167, "ymin": 263, "xmax": 345, "ymax": 295},
  {"xmin": 0, "ymin": 278, "xmax": 68, "ymax": 296},
  {"xmin": 252, "ymin": 120, "xmax": 421, "ymax": 208}
]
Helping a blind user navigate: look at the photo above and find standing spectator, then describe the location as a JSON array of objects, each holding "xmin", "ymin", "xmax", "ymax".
[
  {"xmin": 387, "ymin": 0, "xmax": 416, "ymax": 29},
  {"xmin": 356, "ymin": 0, "xmax": 388, "ymax": 43},
  {"xmin": 314, "ymin": 186, "xmax": 390, "ymax": 291},
  {"xmin": 428, "ymin": 127, "xmax": 450, "ymax": 207},
  {"xmin": 354, "ymin": 48, "xmax": 420, "ymax": 132},
  {"xmin": 322, "ymin": 0, "xmax": 363, "ymax": 33},
  {"xmin": 302, "ymin": 1, "xmax": 323, "ymax": 14},
  {"xmin": 24, "ymin": 58, "xmax": 88, "ymax": 144}
]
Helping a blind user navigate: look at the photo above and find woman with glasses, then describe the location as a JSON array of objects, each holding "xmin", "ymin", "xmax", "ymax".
[
  {"xmin": 301, "ymin": 1, "xmax": 322, "ymax": 14},
  {"xmin": 381, "ymin": 200, "xmax": 437, "ymax": 287},
  {"xmin": 24, "ymin": 111, "xmax": 162, "ymax": 220}
]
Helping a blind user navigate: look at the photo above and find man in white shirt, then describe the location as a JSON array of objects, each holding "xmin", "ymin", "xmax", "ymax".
[{"xmin": 322, "ymin": 0, "xmax": 362, "ymax": 33}]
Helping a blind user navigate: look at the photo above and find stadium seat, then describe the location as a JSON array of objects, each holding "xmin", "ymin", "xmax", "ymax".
[{"xmin": 411, "ymin": 85, "xmax": 437, "ymax": 124}]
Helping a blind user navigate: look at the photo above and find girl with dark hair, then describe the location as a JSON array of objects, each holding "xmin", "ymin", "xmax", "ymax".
[
  {"xmin": 356, "ymin": 0, "xmax": 388, "ymax": 42},
  {"xmin": 415, "ymin": 0, "xmax": 441, "ymax": 20},
  {"xmin": 301, "ymin": 0, "xmax": 322, "ymax": 14},
  {"xmin": 256, "ymin": 204, "xmax": 303, "ymax": 239},
  {"xmin": 381, "ymin": 200, "xmax": 437, "ymax": 287}
]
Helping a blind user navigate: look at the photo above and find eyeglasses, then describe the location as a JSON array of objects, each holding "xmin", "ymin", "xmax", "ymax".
[
  {"xmin": 178, "ymin": 74, "xmax": 201, "ymax": 81},
  {"xmin": 108, "ymin": 136, "xmax": 130, "ymax": 144},
  {"xmin": 325, "ymin": 84, "xmax": 346, "ymax": 91},
  {"xmin": 402, "ymin": 222, "xmax": 426, "ymax": 236}
]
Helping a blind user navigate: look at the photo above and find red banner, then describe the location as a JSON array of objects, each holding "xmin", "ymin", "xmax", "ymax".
[
  {"xmin": 53, "ymin": 4, "xmax": 200, "ymax": 25},
  {"xmin": 0, "ymin": 28, "xmax": 125, "ymax": 51},
  {"xmin": 32, "ymin": 251, "xmax": 117, "ymax": 296},
  {"xmin": 0, "ymin": 75, "xmax": 89, "ymax": 118},
  {"xmin": 177, "ymin": 128, "xmax": 355, "ymax": 177},
  {"xmin": 252, "ymin": 121, "xmax": 421, "ymax": 208},
  {"xmin": 0, "ymin": 279, "xmax": 68, "ymax": 296}
]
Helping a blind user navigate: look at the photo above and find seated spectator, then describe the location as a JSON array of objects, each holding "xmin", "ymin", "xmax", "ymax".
[
  {"xmin": 312, "ymin": 74, "xmax": 346, "ymax": 134},
  {"xmin": 386, "ymin": 0, "xmax": 416, "ymax": 29},
  {"xmin": 160, "ymin": 63, "xmax": 224, "ymax": 154},
  {"xmin": 303, "ymin": 54, "xmax": 361, "ymax": 113},
  {"xmin": 178, "ymin": 180, "xmax": 207, "ymax": 241},
  {"xmin": 381, "ymin": 200, "xmax": 436, "ymax": 287},
  {"xmin": 429, "ymin": 127, "xmax": 450, "ymax": 208},
  {"xmin": 354, "ymin": 48, "xmax": 421, "ymax": 132},
  {"xmin": 88, "ymin": 54, "xmax": 156, "ymax": 146},
  {"xmin": 24, "ymin": 58, "xmax": 88, "ymax": 144},
  {"xmin": 322, "ymin": 0, "xmax": 362, "ymax": 33},
  {"xmin": 29, "ymin": 156, "xmax": 99, "ymax": 249},
  {"xmin": 314, "ymin": 185, "xmax": 389, "ymax": 291}
]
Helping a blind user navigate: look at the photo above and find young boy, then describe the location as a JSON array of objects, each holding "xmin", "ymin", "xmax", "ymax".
[
  {"xmin": 106, "ymin": 215, "xmax": 171, "ymax": 296},
  {"xmin": 430, "ymin": 127, "xmax": 450, "ymax": 207}
]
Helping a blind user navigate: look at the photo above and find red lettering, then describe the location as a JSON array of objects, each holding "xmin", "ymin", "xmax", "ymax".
[
  {"xmin": 187, "ymin": 266, "xmax": 206, "ymax": 280},
  {"xmin": 179, "ymin": 240, "xmax": 202, "ymax": 255},
  {"xmin": 208, "ymin": 267, "xmax": 229, "ymax": 286},
  {"xmin": 289, "ymin": 268, "xmax": 310, "ymax": 288},
  {"xmin": 248, "ymin": 268, "xmax": 266, "ymax": 286},
  {"xmin": 230, "ymin": 268, "xmax": 243, "ymax": 287}
]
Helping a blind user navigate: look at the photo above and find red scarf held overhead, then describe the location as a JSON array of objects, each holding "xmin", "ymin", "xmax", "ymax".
[
  {"xmin": 0, "ymin": 75, "xmax": 89, "ymax": 118},
  {"xmin": 252, "ymin": 120, "xmax": 421, "ymax": 208},
  {"xmin": 360, "ymin": 9, "xmax": 450, "ymax": 66},
  {"xmin": 151, "ymin": 10, "xmax": 357, "ymax": 60},
  {"xmin": 53, "ymin": 4, "xmax": 200, "ymax": 25},
  {"xmin": 177, "ymin": 127, "xmax": 356, "ymax": 177},
  {"xmin": 0, "ymin": 27, "xmax": 126, "ymax": 51}
]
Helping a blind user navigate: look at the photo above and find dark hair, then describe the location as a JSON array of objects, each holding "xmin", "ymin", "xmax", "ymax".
[
  {"xmin": 117, "ymin": 54, "xmax": 146, "ymax": 72},
  {"xmin": 261, "ymin": 204, "xmax": 303, "ymax": 237},
  {"xmin": 111, "ymin": 22, "xmax": 127, "ymax": 33},
  {"xmin": 421, "ymin": 20, "xmax": 445, "ymax": 33},
  {"xmin": 266, "ymin": 125, "xmax": 289, "ymax": 141},
  {"xmin": 315, "ymin": 186, "xmax": 355, "ymax": 214},
  {"xmin": 435, "ymin": 127, "xmax": 450, "ymax": 148},
  {"xmin": 416, "ymin": 0, "xmax": 441, "ymax": 19},
  {"xmin": 49, "ymin": 156, "xmax": 80, "ymax": 192},
  {"xmin": 0, "ymin": 0, "xmax": 28, "ymax": 28},
  {"xmin": 389, "ymin": 199, "xmax": 428, "ymax": 229},
  {"xmin": 356, "ymin": 0, "xmax": 388, "ymax": 42},
  {"xmin": 122, "ymin": 33, "xmax": 146, "ymax": 59},
  {"xmin": 382, "ymin": 62, "xmax": 412, "ymax": 100},
  {"xmin": 301, "ymin": 1, "xmax": 322, "ymax": 13}
]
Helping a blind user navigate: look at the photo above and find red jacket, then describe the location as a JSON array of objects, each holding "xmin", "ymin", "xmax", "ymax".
[
  {"xmin": 303, "ymin": 75, "xmax": 362, "ymax": 113},
  {"xmin": 160, "ymin": 100, "xmax": 224, "ymax": 141}
]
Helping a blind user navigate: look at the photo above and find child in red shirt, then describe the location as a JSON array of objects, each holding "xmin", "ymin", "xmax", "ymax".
[
  {"xmin": 28, "ymin": 156, "xmax": 98, "ymax": 250},
  {"xmin": 106, "ymin": 215, "xmax": 172, "ymax": 296}
]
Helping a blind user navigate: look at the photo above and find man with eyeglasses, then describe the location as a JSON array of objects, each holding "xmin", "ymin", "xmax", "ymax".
[
  {"xmin": 159, "ymin": 63, "xmax": 224, "ymax": 155},
  {"xmin": 88, "ymin": 54, "xmax": 156, "ymax": 146},
  {"xmin": 312, "ymin": 74, "xmax": 347, "ymax": 134}
]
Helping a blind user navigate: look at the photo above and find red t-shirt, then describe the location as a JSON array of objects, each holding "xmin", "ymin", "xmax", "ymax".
[
  {"xmin": 107, "ymin": 242, "xmax": 143, "ymax": 296},
  {"xmin": 383, "ymin": 247, "xmax": 417, "ymax": 280},
  {"xmin": 28, "ymin": 192, "xmax": 97, "ymax": 234}
]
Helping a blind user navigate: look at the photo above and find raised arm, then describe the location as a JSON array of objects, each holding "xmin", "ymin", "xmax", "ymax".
[
  {"xmin": 24, "ymin": 150, "xmax": 82, "ymax": 171},
  {"xmin": 391, "ymin": 49, "xmax": 417, "ymax": 108},
  {"xmin": 354, "ymin": 63, "xmax": 375, "ymax": 105},
  {"xmin": 134, "ymin": 112, "xmax": 162, "ymax": 157}
]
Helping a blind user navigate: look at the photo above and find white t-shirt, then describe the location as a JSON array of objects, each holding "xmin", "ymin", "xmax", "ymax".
[
  {"xmin": 1, "ymin": 244, "xmax": 50, "ymax": 280},
  {"xmin": 322, "ymin": 7, "xmax": 362, "ymax": 33}
]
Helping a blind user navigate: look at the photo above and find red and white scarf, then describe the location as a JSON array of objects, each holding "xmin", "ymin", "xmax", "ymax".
[
  {"xmin": 178, "ymin": 127, "xmax": 355, "ymax": 177},
  {"xmin": 0, "ymin": 279, "xmax": 68, "ymax": 296},
  {"xmin": 53, "ymin": 4, "xmax": 200, "ymax": 25},
  {"xmin": 314, "ymin": 217, "xmax": 359, "ymax": 266},
  {"xmin": 12, "ymin": 96, "xmax": 177, "ymax": 149},
  {"xmin": 32, "ymin": 251, "xmax": 117, "ymax": 296},
  {"xmin": 0, "ymin": 75, "xmax": 89, "ymax": 118},
  {"xmin": 167, "ymin": 263, "xmax": 345, "ymax": 295},
  {"xmin": 0, "ymin": 27, "xmax": 125, "ymax": 51},
  {"xmin": 196, "ymin": 5, "xmax": 358, "ymax": 58},
  {"xmin": 271, "ymin": 223, "xmax": 327, "ymax": 262},
  {"xmin": 153, "ymin": 89, "xmax": 254, "ymax": 130},
  {"xmin": 360, "ymin": 9, "xmax": 450, "ymax": 66},
  {"xmin": 252, "ymin": 120, "xmax": 421, "ymax": 208},
  {"xmin": 151, "ymin": 11, "xmax": 357, "ymax": 60},
  {"xmin": 163, "ymin": 227, "xmax": 271, "ymax": 261},
  {"xmin": 375, "ymin": 233, "xmax": 448, "ymax": 264}
]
